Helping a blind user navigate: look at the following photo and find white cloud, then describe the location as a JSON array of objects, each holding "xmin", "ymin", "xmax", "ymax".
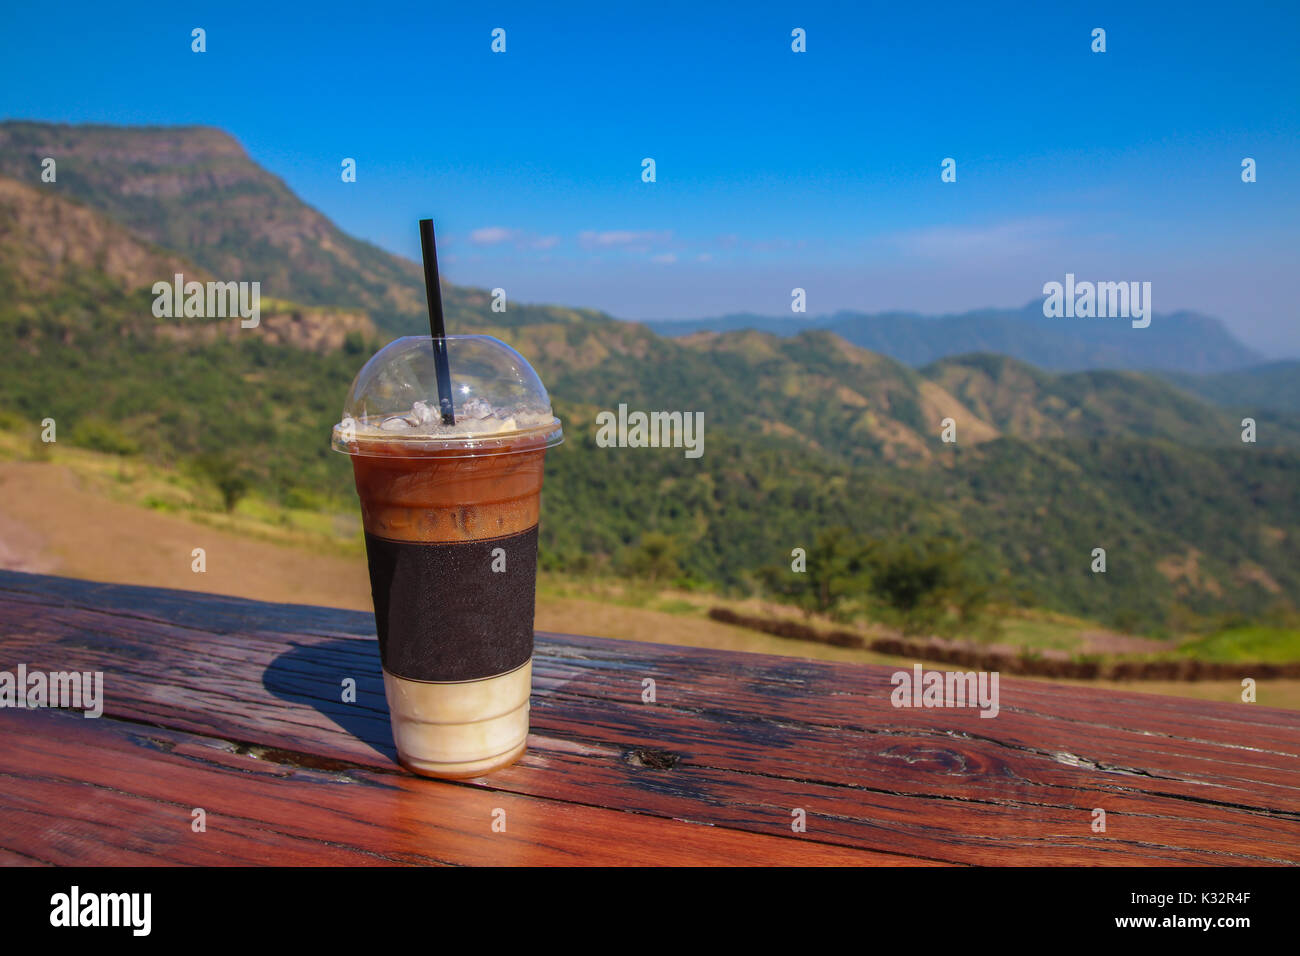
[
  {"xmin": 888, "ymin": 219, "xmax": 1065, "ymax": 260},
  {"xmin": 467, "ymin": 228, "xmax": 562, "ymax": 252},
  {"xmin": 652, "ymin": 253, "xmax": 677, "ymax": 264},
  {"xmin": 469, "ymin": 226, "xmax": 516, "ymax": 245},
  {"xmin": 578, "ymin": 229, "xmax": 672, "ymax": 250}
]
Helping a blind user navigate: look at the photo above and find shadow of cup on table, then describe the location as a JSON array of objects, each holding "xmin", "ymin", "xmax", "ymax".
[{"xmin": 262, "ymin": 638, "xmax": 397, "ymax": 764}]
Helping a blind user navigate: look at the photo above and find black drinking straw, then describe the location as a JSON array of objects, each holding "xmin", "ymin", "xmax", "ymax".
[{"xmin": 418, "ymin": 218, "xmax": 456, "ymax": 425}]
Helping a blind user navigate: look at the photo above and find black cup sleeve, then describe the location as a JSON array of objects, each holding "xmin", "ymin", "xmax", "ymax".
[{"xmin": 364, "ymin": 526, "xmax": 538, "ymax": 682}]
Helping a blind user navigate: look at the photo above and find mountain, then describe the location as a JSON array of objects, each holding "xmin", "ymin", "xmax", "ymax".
[
  {"xmin": 1158, "ymin": 361, "xmax": 1300, "ymax": 414},
  {"xmin": 0, "ymin": 171, "xmax": 385, "ymax": 497},
  {"xmin": 0, "ymin": 173, "xmax": 376, "ymax": 352},
  {"xmin": 0, "ymin": 121, "xmax": 632, "ymax": 341},
  {"xmin": 1, "ymin": 120, "xmax": 1297, "ymax": 635},
  {"xmin": 476, "ymin": 320, "xmax": 1298, "ymax": 466},
  {"xmin": 0, "ymin": 121, "xmax": 428, "ymax": 335},
  {"xmin": 2, "ymin": 121, "xmax": 1266, "ymax": 376},
  {"xmin": 0, "ymin": 173, "xmax": 200, "ymax": 295},
  {"xmin": 919, "ymin": 353, "xmax": 1300, "ymax": 446},
  {"xmin": 645, "ymin": 302, "xmax": 1264, "ymax": 374}
]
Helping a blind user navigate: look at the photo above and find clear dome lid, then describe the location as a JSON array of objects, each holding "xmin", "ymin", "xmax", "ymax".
[{"xmin": 331, "ymin": 335, "xmax": 563, "ymax": 457}]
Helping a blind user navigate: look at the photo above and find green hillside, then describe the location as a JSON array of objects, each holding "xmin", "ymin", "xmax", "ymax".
[
  {"xmin": 922, "ymin": 353, "xmax": 1300, "ymax": 447},
  {"xmin": 1159, "ymin": 361, "xmax": 1300, "ymax": 414},
  {"xmin": 1, "ymin": 123, "xmax": 1297, "ymax": 637}
]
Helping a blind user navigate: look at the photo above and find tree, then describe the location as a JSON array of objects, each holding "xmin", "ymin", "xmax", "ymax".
[
  {"xmin": 194, "ymin": 453, "xmax": 251, "ymax": 513},
  {"xmin": 861, "ymin": 537, "xmax": 991, "ymax": 636},
  {"xmin": 618, "ymin": 531, "xmax": 682, "ymax": 584},
  {"xmin": 343, "ymin": 330, "xmax": 367, "ymax": 355},
  {"xmin": 759, "ymin": 529, "xmax": 994, "ymax": 635},
  {"xmin": 757, "ymin": 527, "xmax": 871, "ymax": 620},
  {"xmin": 216, "ymin": 472, "xmax": 250, "ymax": 513}
]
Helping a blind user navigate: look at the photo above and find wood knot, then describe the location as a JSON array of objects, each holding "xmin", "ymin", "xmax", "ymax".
[
  {"xmin": 625, "ymin": 748, "xmax": 679, "ymax": 770},
  {"xmin": 880, "ymin": 743, "xmax": 970, "ymax": 774}
]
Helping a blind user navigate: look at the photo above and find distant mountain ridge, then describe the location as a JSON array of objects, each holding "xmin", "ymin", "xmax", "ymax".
[{"xmin": 644, "ymin": 302, "xmax": 1264, "ymax": 374}]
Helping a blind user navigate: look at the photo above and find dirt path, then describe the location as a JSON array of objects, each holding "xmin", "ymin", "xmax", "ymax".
[
  {"xmin": 0, "ymin": 461, "xmax": 373, "ymax": 609},
  {"xmin": 0, "ymin": 501, "xmax": 57, "ymax": 574}
]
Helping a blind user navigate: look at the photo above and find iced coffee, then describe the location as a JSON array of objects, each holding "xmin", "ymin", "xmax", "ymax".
[{"xmin": 332, "ymin": 335, "xmax": 562, "ymax": 778}]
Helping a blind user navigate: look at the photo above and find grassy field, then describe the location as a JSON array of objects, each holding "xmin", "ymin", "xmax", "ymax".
[
  {"xmin": 1172, "ymin": 625, "xmax": 1300, "ymax": 663},
  {"xmin": 2, "ymin": 425, "xmax": 1297, "ymax": 709}
]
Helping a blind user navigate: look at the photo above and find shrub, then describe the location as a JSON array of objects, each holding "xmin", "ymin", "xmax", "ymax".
[
  {"xmin": 69, "ymin": 419, "xmax": 140, "ymax": 456},
  {"xmin": 617, "ymin": 531, "xmax": 683, "ymax": 584}
]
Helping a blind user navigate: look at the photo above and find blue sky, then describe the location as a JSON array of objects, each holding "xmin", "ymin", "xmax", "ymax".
[{"xmin": 3, "ymin": 1, "xmax": 1298, "ymax": 354}]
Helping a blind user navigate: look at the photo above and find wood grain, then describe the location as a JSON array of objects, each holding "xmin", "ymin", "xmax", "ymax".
[
  {"xmin": 0, "ymin": 708, "xmax": 896, "ymax": 866},
  {"xmin": 1, "ymin": 570, "xmax": 1297, "ymax": 865}
]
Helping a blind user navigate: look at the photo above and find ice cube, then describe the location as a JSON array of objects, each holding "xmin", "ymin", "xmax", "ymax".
[{"xmin": 457, "ymin": 397, "xmax": 494, "ymax": 420}]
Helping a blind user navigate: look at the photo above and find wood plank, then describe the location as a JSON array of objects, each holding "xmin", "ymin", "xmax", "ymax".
[
  {"xmin": 2, "ymin": 571, "xmax": 1298, "ymax": 864},
  {"xmin": 0, "ymin": 708, "xmax": 918, "ymax": 866},
  {"xmin": 10, "ymin": 596, "xmax": 1298, "ymax": 809}
]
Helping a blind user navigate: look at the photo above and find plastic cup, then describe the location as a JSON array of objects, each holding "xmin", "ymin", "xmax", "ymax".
[{"xmin": 331, "ymin": 335, "xmax": 562, "ymax": 778}]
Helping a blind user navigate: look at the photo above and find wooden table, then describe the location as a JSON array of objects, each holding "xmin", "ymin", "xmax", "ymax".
[{"xmin": 1, "ymin": 570, "xmax": 1297, "ymax": 866}]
